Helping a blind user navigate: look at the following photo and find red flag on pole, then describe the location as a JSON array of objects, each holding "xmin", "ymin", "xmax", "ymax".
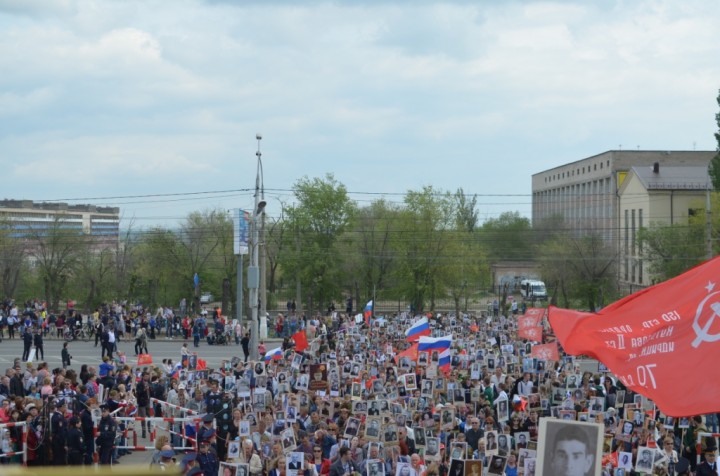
[
  {"xmin": 548, "ymin": 256, "xmax": 720, "ymax": 416},
  {"xmin": 394, "ymin": 343, "xmax": 418, "ymax": 365},
  {"xmin": 530, "ymin": 342, "xmax": 559, "ymax": 361},
  {"xmin": 196, "ymin": 359, "xmax": 207, "ymax": 371},
  {"xmin": 292, "ymin": 330, "xmax": 308, "ymax": 353}
]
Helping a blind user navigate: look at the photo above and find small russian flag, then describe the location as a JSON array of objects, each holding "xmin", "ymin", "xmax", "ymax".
[
  {"xmin": 264, "ymin": 347, "xmax": 284, "ymax": 361},
  {"xmin": 405, "ymin": 317, "xmax": 431, "ymax": 342},
  {"xmin": 363, "ymin": 300, "xmax": 373, "ymax": 325},
  {"xmin": 418, "ymin": 334, "xmax": 453, "ymax": 351},
  {"xmin": 438, "ymin": 348, "xmax": 451, "ymax": 373}
]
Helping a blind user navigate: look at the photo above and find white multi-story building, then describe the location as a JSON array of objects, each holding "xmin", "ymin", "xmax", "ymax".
[{"xmin": 0, "ymin": 199, "xmax": 120, "ymax": 248}]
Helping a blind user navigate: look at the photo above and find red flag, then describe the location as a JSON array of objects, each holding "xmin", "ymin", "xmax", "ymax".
[
  {"xmin": 548, "ymin": 256, "xmax": 720, "ymax": 416},
  {"xmin": 394, "ymin": 343, "xmax": 418, "ymax": 365},
  {"xmin": 196, "ymin": 359, "xmax": 207, "ymax": 371},
  {"xmin": 530, "ymin": 342, "xmax": 559, "ymax": 361},
  {"xmin": 518, "ymin": 313, "xmax": 542, "ymax": 330},
  {"xmin": 292, "ymin": 330, "xmax": 308, "ymax": 352},
  {"xmin": 518, "ymin": 326, "xmax": 542, "ymax": 342}
]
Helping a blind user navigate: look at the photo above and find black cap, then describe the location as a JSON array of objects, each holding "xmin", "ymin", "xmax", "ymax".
[
  {"xmin": 202, "ymin": 413, "xmax": 214, "ymax": 423},
  {"xmin": 100, "ymin": 404, "xmax": 110, "ymax": 411},
  {"xmin": 675, "ymin": 456, "xmax": 690, "ymax": 474}
]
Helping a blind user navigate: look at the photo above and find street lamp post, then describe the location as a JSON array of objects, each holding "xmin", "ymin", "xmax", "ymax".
[{"xmin": 248, "ymin": 134, "xmax": 266, "ymax": 361}]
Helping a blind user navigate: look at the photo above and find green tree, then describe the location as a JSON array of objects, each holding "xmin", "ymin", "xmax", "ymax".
[
  {"xmin": 709, "ymin": 89, "xmax": 720, "ymax": 190},
  {"xmin": 133, "ymin": 228, "xmax": 181, "ymax": 306},
  {"xmin": 175, "ymin": 209, "xmax": 228, "ymax": 309},
  {"xmin": 0, "ymin": 217, "xmax": 26, "ymax": 299},
  {"xmin": 26, "ymin": 215, "xmax": 85, "ymax": 311},
  {"xmin": 638, "ymin": 223, "xmax": 705, "ymax": 282},
  {"xmin": 537, "ymin": 231, "xmax": 617, "ymax": 310},
  {"xmin": 455, "ymin": 188, "xmax": 479, "ymax": 232},
  {"xmin": 480, "ymin": 211, "xmax": 533, "ymax": 262},
  {"xmin": 394, "ymin": 186, "xmax": 455, "ymax": 312},
  {"xmin": 72, "ymin": 245, "xmax": 114, "ymax": 312},
  {"xmin": 282, "ymin": 174, "xmax": 355, "ymax": 315},
  {"xmin": 344, "ymin": 199, "xmax": 401, "ymax": 308}
]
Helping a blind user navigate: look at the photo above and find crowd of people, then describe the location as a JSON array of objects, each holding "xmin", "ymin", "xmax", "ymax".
[{"xmin": 0, "ymin": 299, "xmax": 712, "ymax": 476}]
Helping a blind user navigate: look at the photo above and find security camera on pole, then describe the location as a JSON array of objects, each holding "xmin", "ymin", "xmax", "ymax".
[{"xmin": 248, "ymin": 134, "xmax": 266, "ymax": 361}]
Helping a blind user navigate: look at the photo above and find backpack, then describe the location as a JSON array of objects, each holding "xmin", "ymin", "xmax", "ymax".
[{"xmin": 151, "ymin": 382, "xmax": 165, "ymax": 400}]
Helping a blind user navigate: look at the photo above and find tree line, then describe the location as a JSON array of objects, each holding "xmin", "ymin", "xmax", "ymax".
[{"xmin": 2, "ymin": 173, "xmax": 720, "ymax": 316}]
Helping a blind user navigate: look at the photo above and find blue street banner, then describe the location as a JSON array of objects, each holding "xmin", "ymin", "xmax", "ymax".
[{"xmin": 233, "ymin": 209, "xmax": 250, "ymax": 255}]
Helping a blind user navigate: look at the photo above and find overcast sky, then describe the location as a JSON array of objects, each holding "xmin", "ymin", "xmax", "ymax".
[{"xmin": 1, "ymin": 0, "xmax": 719, "ymax": 228}]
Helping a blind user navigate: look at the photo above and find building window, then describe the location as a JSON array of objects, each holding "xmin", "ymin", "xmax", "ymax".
[
  {"xmin": 600, "ymin": 162, "xmax": 603, "ymax": 169},
  {"xmin": 594, "ymin": 164, "xmax": 597, "ymax": 171}
]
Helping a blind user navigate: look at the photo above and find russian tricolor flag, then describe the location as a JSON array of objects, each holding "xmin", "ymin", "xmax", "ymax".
[
  {"xmin": 363, "ymin": 300, "xmax": 373, "ymax": 325},
  {"xmin": 265, "ymin": 347, "xmax": 284, "ymax": 361},
  {"xmin": 438, "ymin": 348, "xmax": 452, "ymax": 373},
  {"xmin": 405, "ymin": 317, "xmax": 431, "ymax": 342},
  {"xmin": 418, "ymin": 334, "xmax": 453, "ymax": 351}
]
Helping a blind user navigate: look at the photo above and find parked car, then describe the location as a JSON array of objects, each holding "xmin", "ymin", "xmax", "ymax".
[{"xmin": 200, "ymin": 292, "xmax": 214, "ymax": 304}]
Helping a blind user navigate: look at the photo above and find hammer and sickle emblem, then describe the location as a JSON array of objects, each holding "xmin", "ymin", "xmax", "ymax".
[{"xmin": 691, "ymin": 291, "xmax": 720, "ymax": 348}]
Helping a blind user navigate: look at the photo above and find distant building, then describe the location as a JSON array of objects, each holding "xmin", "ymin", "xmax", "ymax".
[
  {"xmin": 618, "ymin": 164, "xmax": 710, "ymax": 287},
  {"xmin": 532, "ymin": 150, "xmax": 714, "ymax": 288},
  {"xmin": 0, "ymin": 199, "xmax": 120, "ymax": 248}
]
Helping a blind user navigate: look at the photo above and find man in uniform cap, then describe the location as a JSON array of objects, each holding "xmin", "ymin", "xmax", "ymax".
[
  {"xmin": 181, "ymin": 452, "xmax": 198, "ymax": 473},
  {"xmin": 50, "ymin": 401, "xmax": 68, "ymax": 465},
  {"xmin": 675, "ymin": 457, "xmax": 691, "ymax": 476},
  {"xmin": 159, "ymin": 449, "xmax": 176, "ymax": 470},
  {"xmin": 696, "ymin": 439, "xmax": 719, "ymax": 476},
  {"xmin": 97, "ymin": 404, "xmax": 117, "ymax": 465},
  {"xmin": 197, "ymin": 440, "xmax": 219, "ymax": 476}
]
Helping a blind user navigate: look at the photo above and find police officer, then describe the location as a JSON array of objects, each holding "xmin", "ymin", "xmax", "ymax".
[
  {"xmin": 22, "ymin": 327, "xmax": 33, "ymax": 361},
  {"xmin": 80, "ymin": 401, "xmax": 96, "ymax": 465},
  {"xmin": 197, "ymin": 439, "xmax": 219, "ymax": 476},
  {"xmin": 97, "ymin": 404, "xmax": 117, "ymax": 465},
  {"xmin": 50, "ymin": 400, "xmax": 68, "ymax": 465},
  {"xmin": 67, "ymin": 416, "xmax": 84, "ymax": 465}
]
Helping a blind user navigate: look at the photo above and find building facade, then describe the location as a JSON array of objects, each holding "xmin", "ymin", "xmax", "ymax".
[
  {"xmin": 531, "ymin": 150, "xmax": 714, "ymax": 288},
  {"xmin": 618, "ymin": 164, "xmax": 710, "ymax": 287},
  {"xmin": 0, "ymin": 200, "xmax": 120, "ymax": 248}
]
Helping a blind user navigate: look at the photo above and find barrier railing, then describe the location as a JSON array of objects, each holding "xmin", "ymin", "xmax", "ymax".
[
  {"xmin": 150, "ymin": 398, "xmax": 201, "ymax": 416},
  {"xmin": 0, "ymin": 421, "xmax": 28, "ymax": 466},
  {"xmin": 695, "ymin": 431, "xmax": 720, "ymax": 466},
  {"xmin": 111, "ymin": 416, "xmax": 201, "ymax": 451}
]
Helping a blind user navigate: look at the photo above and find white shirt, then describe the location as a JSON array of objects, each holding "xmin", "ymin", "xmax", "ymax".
[{"xmin": 518, "ymin": 379, "xmax": 534, "ymax": 396}]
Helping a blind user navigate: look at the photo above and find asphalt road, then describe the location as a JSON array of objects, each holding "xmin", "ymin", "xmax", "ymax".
[{"xmin": 0, "ymin": 334, "xmax": 283, "ymax": 372}]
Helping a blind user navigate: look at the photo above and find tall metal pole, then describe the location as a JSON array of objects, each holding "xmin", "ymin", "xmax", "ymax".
[
  {"xmin": 249, "ymin": 134, "xmax": 265, "ymax": 361},
  {"xmin": 236, "ymin": 253, "xmax": 243, "ymax": 331},
  {"xmin": 260, "ymin": 207, "xmax": 267, "ymax": 339}
]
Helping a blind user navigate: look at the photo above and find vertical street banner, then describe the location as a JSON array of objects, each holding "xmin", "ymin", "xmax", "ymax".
[
  {"xmin": 548, "ymin": 256, "xmax": 720, "ymax": 416},
  {"xmin": 233, "ymin": 208, "xmax": 250, "ymax": 255}
]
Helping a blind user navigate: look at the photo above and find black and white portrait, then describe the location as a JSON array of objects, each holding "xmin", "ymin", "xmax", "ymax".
[{"xmin": 536, "ymin": 419, "xmax": 602, "ymax": 476}]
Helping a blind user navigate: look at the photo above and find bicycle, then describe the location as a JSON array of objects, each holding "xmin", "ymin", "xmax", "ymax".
[{"xmin": 64, "ymin": 326, "xmax": 91, "ymax": 342}]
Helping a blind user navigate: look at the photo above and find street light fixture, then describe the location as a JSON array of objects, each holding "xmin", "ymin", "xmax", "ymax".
[{"xmin": 248, "ymin": 134, "xmax": 265, "ymax": 360}]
